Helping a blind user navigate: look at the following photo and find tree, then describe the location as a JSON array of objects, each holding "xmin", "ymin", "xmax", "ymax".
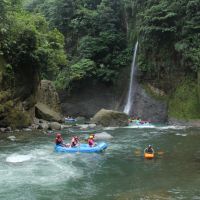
[{"xmin": 0, "ymin": 8, "xmax": 67, "ymax": 97}]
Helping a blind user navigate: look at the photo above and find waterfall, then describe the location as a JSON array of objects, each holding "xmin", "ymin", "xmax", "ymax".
[{"xmin": 123, "ymin": 41, "xmax": 138, "ymax": 115}]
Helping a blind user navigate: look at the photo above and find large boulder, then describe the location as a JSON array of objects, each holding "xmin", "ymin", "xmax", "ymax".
[
  {"xmin": 35, "ymin": 103, "xmax": 62, "ymax": 122},
  {"xmin": 91, "ymin": 109, "xmax": 128, "ymax": 127},
  {"xmin": 49, "ymin": 122, "xmax": 61, "ymax": 130},
  {"xmin": 35, "ymin": 80, "xmax": 63, "ymax": 122}
]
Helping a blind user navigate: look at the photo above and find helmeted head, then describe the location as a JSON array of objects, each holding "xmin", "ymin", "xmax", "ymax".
[
  {"xmin": 148, "ymin": 144, "xmax": 152, "ymax": 148},
  {"xmin": 56, "ymin": 133, "xmax": 61, "ymax": 138},
  {"xmin": 89, "ymin": 135, "xmax": 94, "ymax": 139},
  {"xmin": 74, "ymin": 136, "xmax": 78, "ymax": 140}
]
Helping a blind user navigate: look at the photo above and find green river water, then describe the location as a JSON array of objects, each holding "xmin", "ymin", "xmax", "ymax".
[{"xmin": 0, "ymin": 125, "xmax": 200, "ymax": 200}]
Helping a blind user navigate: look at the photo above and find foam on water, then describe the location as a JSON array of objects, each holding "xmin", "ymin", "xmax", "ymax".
[
  {"xmin": 104, "ymin": 127, "xmax": 118, "ymax": 131},
  {"xmin": 123, "ymin": 125, "xmax": 188, "ymax": 130},
  {"xmin": 175, "ymin": 133, "xmax": 187, "ymax": 137},
  {"xmin": 1, "ymin": 145, "xmax": 85, "ymax": 189},
  {"xmin": 124, "ymin": 124, "xmax": 156, "ymax": 129},
  {"xmin": 155, "ymin": 125, "xmax": 187, "ymax": 130},
  {"xmin": 6, "ymin": 154, "xmax": 33, "ymax": 163}
]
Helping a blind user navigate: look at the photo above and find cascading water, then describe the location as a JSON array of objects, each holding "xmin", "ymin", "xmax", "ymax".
[{"xmin": 123, "ymin": 41, "xmax": 138, "ymax": 115}]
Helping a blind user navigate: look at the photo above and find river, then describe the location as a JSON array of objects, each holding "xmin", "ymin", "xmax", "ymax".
[{"xmin": 0, "ymin": 125, "xmax": 200, "ymax": 200}]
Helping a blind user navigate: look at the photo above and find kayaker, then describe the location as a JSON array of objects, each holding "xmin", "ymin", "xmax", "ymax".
[
  {"xmin": 70, "ymin": 136, "xmax": 79, "ymax": 147},
  {"xmin": 55, "ymin": 133, "xmax": 67, "ymax": 147},
  {"xmin": 88, "ymin": 135, "xmax": 96, "ymax": 147},
  {"xmin": 144, "ymin": 145, "xmax": 154, "ymax": 154}
]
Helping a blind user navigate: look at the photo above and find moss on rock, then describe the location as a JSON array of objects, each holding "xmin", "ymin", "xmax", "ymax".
[
  {"xmin": 0, "ymin": 90, "xmax": 31, "ymax": 128},
  {"xmin": 0, "ymin": 91, "xmax": 14, "ymax": 126},
  {"xmin": 5, "ymin": 109, "xmax": 31, "ymax": 129},
  {"xmin": 168, "ymin": 79, "xmax": 200, "ymax": 119},
  {"xmin": 142, "ymin": 83, "xmax": 168, "ymax": 101}
]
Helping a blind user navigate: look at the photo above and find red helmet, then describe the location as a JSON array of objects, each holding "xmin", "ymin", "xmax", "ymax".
[{"xmin": 56, "ymin": 133, "xmax": 61, "ymax": 138}]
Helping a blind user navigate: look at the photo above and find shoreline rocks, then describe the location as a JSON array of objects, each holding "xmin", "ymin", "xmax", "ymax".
[
  {"xmin": 1, "ymin": 115, "xmax": 200, "ymax": 134},
  {"xmin": 168, "ymin": 118, "xmax": 200, "ymax": 127}
]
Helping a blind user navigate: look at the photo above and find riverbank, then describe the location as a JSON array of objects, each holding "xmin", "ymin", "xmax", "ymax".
[{"xmin": 1, "ymin": 117, "xmax": 200, "ymax": 135}]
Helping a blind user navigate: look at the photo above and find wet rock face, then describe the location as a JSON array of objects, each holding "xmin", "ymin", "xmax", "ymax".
[
  {"xmin": 59, "ymin": 83, "xmax": 120, "ymax": 117},
  {"xmin": 91, "ymin": 109, "xmax": 128, "ymax": 127},
  {"xmin": 59, "ymin": 76, "xmax": 129, "ymax": 118},
  {"xmin": 37, "ymin": 80, "xmax": 61, "ymax": 113},
  {"xmin": 59, "ymin": 77, "xmax": 168, "ymax": 122},
  {"xmin": 35, "ymin": 80, "xmax": 63, "ymax": 122},
  {"xmin": 132, "ymin": 85, "xmax": 168, "ymax": 122}
]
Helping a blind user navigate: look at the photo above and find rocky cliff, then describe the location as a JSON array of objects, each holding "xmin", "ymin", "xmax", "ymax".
[
  {"xmin": 59, "ymin": 69, "xmax": 168, "ymax": 122},
  {"xmin": 35, "ymin": 80, "xmax": 62, "ymax": 122}
]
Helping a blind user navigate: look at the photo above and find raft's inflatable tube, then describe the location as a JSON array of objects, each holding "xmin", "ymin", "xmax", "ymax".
[
  {"xmin": 55, "ymin": 142, "xmax": 108, "ymax": 153},
  {"xmin": 144, "ymin": 153, "xmax": 154, "ymax": 159}
]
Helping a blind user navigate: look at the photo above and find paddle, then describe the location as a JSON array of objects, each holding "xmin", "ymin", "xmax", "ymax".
[
  {"xmin": 157, "ymin": 151, "xmax": 164, "ymax": 156},
  {"xmin": 134, "ymin": 149, "xmax": 142, "ymax": 156},
  {"xmin": 133, "ymin": 148, "xmax": 164, "ymax": 157}
]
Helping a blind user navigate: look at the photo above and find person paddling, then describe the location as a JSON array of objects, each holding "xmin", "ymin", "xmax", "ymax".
[
  {"xmin": 70, "ymin": 136, "xmax": 80, "ymax": 147},
  {"xmin": 144, "ymin": 145, "xmax": 154, "ymax": 154},
  {"xmin": 88, "ymin": 134, "xmax": 96, "ymax": 147},
  {"xmin": 55, "ymin": 133, "xmax": 68, "ymax": 147}
]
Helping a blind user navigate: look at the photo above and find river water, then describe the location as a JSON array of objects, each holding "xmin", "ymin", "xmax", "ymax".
[{"xmin": 0, "ymin": 125, "xmax": 200, "ymax": 200}]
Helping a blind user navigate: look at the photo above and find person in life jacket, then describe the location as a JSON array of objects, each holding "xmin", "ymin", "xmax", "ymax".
[
  {"xmin": 88, "ymin": 134, "xmax": 96, "ymax": 147},
  {"xmin": 55, "ymin": 133, "xmax": 66, "ymax": 147},
  {"xmin": 70, "ymin": 136, "xmax": 80, "ymax": 147},
  {"xmin": 144, "ymin": 145, "xmax": 154, "ymax": 154}
]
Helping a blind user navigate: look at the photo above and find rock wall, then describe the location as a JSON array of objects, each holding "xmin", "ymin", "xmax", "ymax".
[
  {"xmin": 132, "ymin": 84, "xmax": 168, "ymax": 122},
  {"xmin": 35, "ymin": 80, "xmax": 62, "ymax": 122},
  {"xmin": 59, "ymin": 81, "xmax": 123, "ymax": 117},
  {"xmin": 37, "ymin": 80, "xmax": 61, "ymax": 112},
  {"xmin": 59, "ymin": 75, "xmax": 168, "ymax": 122}
]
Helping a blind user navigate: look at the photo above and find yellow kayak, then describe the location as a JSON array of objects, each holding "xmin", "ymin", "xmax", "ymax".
[{"xmin": 144, "ymin": 152, "xmax": 154, "ymax": 159}]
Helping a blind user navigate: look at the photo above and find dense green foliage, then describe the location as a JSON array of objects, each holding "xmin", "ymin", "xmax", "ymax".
[
  {"xmin": 0, "ymin": 0, "xmax": 67, "ymax": 127},
  {"xmin": 23, "ymin": 0, "xmax": 200, "ymax": 91},
  {"xmin": 169, "ymin": 79, "xmax": 200, "ymax": 119},
  {"xmin": 1, "ymin": 0, "xmax": 200, "ymax": 89},
  {"xmin": 0, "ymin": 0, "xmax": 67, "ymax": 92},
  {"xmin": 25, "ymin": 0, "xmax": 132, "ymax": 87},
  {"xmin": 137, "ymin": 0, "xmax": 200, "ymax": 84}
]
